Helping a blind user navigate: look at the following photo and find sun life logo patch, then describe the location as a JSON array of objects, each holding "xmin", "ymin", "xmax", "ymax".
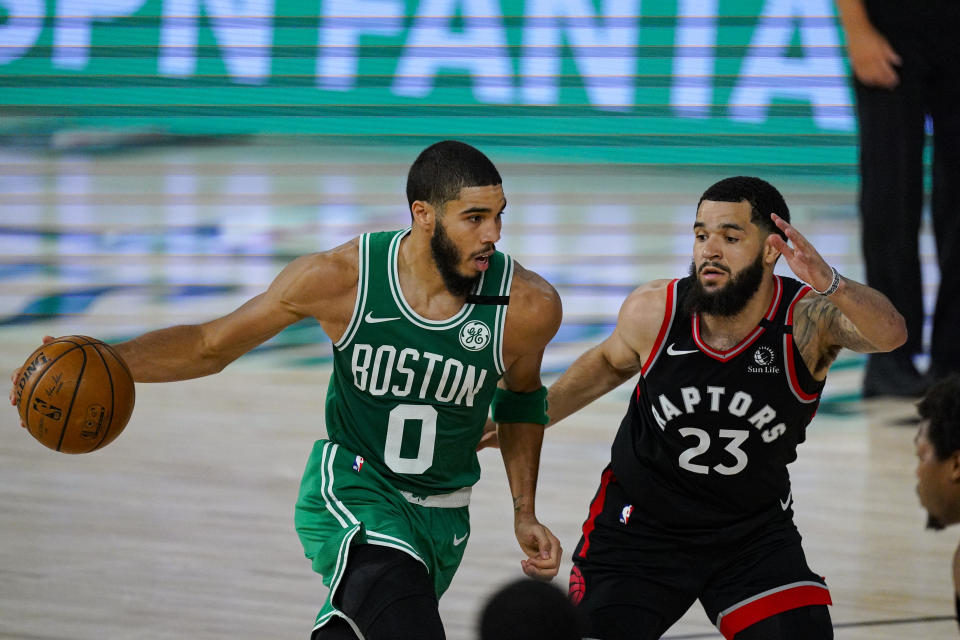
[
  {"xmin": 754, "ymin": 346, "xmax": 775, "ymax": 366},
  {"xmin": 748, "ymin": 345, "xmax": 780, "ymax": 374},
  {"xmin": 459, "ymin": 320, "xmax": 491, "ymax": 351}
]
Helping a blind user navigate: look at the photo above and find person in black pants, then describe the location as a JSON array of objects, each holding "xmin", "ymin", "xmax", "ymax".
[
  {"xmin": 836, "ymin": 0, "xmax": 960, "ymax": 397},
  {"xmin": 913, "ymin": 375, "xmax": 960, "ymax": 630}
]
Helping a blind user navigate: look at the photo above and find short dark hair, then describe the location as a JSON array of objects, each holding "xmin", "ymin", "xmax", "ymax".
[
  {"xmin": 406, "ymin": 140, "xmax": 502, "ymax": 211},
  {"xmin": 479, "ymin": 578, "xmax": 583, "ymax": 640},
  {"xmin": 918, "ymin": 374, "xmax": 960, "ymax": 460},
  {"xmin": 698, "ymin": 176, "xmax": 789, "ymax": 241}
]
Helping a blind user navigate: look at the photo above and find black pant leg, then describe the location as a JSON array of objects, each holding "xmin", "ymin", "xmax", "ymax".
[
  {"xmin": 854, "ymin": 70, "xmax": 928, "ymax": 356},
  {"xmin": 928, "ymin": 16, "xmax": 960, "ymax": 374}
]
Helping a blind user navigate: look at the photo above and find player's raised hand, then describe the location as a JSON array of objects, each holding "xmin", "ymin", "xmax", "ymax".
[
  {"xmin": 515, "ymin": 513, "xmax": 562, "ymax": 581},
  {"xmin": 766, "ymin": 214, "xmax": 835, "ymax": 294}
]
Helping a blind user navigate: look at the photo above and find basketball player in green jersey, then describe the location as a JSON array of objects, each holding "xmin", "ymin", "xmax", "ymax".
[{"xmin": 9, "ymin": 141, "xmax": 563, "ymax": 639}]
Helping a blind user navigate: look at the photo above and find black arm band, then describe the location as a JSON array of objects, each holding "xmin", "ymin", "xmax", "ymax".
[{"xmin": 490, "ymin": 385, "xmax": 549, "ymax": 425}]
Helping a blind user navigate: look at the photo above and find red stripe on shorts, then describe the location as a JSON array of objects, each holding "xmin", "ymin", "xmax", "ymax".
[
  {"xmin": 578, "ymin": 468, "xmax": 614, "ymax": 559},
  {"xmin": 717, "ymin": 582, "xmax": 832, "ymax": 640}
]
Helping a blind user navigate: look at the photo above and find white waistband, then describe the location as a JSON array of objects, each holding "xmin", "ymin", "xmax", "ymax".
[{"xmin": 399, "ymin": 487, "xmax": 472, "ymax": 509}]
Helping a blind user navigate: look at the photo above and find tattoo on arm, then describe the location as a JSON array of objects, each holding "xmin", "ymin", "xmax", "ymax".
[
  {"xmin": 794, "ymin": 295, "xmax": 873, "ymax": 372},
  {"xmin": 513, "ymin": 494, "xmax": 523, "ymax": 513}
]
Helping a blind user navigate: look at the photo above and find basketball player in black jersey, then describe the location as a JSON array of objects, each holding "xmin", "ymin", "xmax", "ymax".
[
  {"xmin": 913, "ymin": 374, "xmax": 960, "ymax": 632},
  {"xmin": 544, "ymin": 177, "xmax": 908, "ymax": 639}
]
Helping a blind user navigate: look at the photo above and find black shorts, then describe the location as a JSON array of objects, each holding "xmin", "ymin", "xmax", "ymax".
[{"xmin": 569, "ymin": 468, "xmax": 831, "ymax": 640}]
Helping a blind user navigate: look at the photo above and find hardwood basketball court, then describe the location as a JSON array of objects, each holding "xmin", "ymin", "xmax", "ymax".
[{"xmin": 0, "ymin": 143, "xmax": 953, "ymax": 639}]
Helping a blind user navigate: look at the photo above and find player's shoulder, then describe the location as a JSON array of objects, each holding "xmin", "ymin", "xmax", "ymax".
[
  {"xmin": 297, "ymin": 236, "xmax": 358, "ymax": 274},
  {"xmin": 503, "ymin": 261, "xmax": 562, "ymax": 346},
  {"xmin": 624, "ymin": 278, "xmax": 674, "ymax": 301},
  {"xmin": 509, "ymin": 261, "xmax": 560, "ymax": 306},
  {"xmin": 508, "ymin": 261, "xmax": 562, "ymax": 321},
  {"xmin": 619, "ymin": 278, "xmax": 674, "ymax": 327},
  {"xmin": 274, "ymin": 237, "xmax": 360, "ymax": 304}
]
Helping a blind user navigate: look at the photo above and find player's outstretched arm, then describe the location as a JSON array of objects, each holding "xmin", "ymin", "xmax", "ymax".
[
  {"xmin": 545, "ymin": 281, "xmax": 668, "ymax": 428},
  {"xmin": 497, "ymin": 264, "xmax": 563, "ymax": 580},
  {"xmin": 476, "ymin": 281, "xmax": 667, "ymax": 451},
  {"xmin": 766, "ymin": 214, "xmax": 907, "ymax": 377},
  {"xmin": 110, "ymin": 239, "xmax": 359, "ymax": 383}
]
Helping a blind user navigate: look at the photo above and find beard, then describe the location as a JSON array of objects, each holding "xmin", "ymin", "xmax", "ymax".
[
  {"xmin": 682, "ymin": 251, "xmax": 765, "ymax": 318},
  {"xmin": 430, "ymin": 218, "xmax": 482, "ymax": 298},
  {"xmin": 926, "ymin": 512, "xmax": 946, "ymax": 531}
]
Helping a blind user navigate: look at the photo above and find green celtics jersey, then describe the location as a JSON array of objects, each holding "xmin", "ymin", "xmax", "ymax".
[{"xmin": 325, "ymin": 228, "xmax": 513, "ymax": 497}]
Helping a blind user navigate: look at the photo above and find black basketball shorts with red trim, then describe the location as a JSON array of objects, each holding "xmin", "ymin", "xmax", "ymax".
[{"xmin": 569, "ymin": 468, "xmax": 832, "ymax": 640}]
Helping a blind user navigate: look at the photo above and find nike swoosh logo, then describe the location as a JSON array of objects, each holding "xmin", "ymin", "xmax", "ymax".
[
  {"xmin": 780, "ymin": 491, "xmax": 792, "ymax": 511},
  {"xmin": 666, "ymin": 343, "xmax": 699, "ymax": 356},
  {"xmin": 365, "ymin": 312, "xmax": 401, "ymax": 324},
  {"xmin": 453, "ymin": 532, "xmax": 468, "ymax": 546}
]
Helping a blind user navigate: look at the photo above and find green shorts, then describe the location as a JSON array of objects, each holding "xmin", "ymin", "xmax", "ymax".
[{"xmin": 294, "ymin": 439, "xmax": 471, "ymax": 630}]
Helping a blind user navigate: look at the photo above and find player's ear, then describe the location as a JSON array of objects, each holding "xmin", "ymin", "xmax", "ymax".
[
  {"xmin": 763, "ymin": 234, "xmax": 781, "ymax": 264},
  {"xmin": 948, "ymin": 450, "xmax": 960, "ymax": 482},
  {"xmin": 410, "ymin": 200, "xmax": 436, "ymax": 229}
]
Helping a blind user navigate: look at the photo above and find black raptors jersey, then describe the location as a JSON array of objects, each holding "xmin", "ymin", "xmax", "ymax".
[{"xmin": 611, "ymin": 275, "xmax": 824, "ymax": 535}]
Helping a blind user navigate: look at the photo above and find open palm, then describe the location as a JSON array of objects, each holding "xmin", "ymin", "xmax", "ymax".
[{"xmin": 766, "ymin": 214, "xmax": 834, "ymax": 293}]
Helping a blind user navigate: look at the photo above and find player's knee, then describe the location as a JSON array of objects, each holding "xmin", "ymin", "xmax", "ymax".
[
  {"xmin": 332, "ymin": 544, "xmax": 445, "ymax": 640},
  {"xmin": 733, "ymin": 605, "xmax": 833, "ymax": 640}
]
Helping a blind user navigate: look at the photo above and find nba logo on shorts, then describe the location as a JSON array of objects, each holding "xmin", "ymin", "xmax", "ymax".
[
  {"xmin": 353, "ymin": 455, "xmax": 364, "ymax": 472},
  {"xmin": 569, "ymin": 565, "xmax": 586, "ymax": 605},
  {"xmin": 619, "ymin": 504, "xmax": 633, "ymax": 524}
]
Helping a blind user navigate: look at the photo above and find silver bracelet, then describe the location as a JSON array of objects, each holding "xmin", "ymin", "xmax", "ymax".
[{"xmin": 811, "ymin": 266, "xmax": 841, "ymax": 296}]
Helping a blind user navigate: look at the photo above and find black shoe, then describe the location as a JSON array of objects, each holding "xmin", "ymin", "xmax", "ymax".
[{"xmin": 862, "ymin": 353, "xmax": 930, "ymax": 399}]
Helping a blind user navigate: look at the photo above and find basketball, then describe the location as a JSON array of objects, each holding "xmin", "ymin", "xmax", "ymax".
[{"xmin": 15, "ymin": 336, "xmax": 135, "ymax": 454}]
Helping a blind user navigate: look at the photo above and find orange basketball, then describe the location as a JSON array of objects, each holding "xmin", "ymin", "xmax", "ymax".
[{"xmin": 15, "ymin": 336, "xmax": 135, "ymax": 454}]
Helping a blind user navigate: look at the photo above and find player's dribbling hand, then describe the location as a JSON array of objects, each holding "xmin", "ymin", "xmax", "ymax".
[
  {"xmin": 515, "ymin": 514, "xmax": 562, "ymax": 581},
  {"xmin": 476, "ymin": 418, "xmax": 500, "ymax": 451},
  {"xmin": 9, "ymin": 336, "xmax": 56, "ymax": 427}
]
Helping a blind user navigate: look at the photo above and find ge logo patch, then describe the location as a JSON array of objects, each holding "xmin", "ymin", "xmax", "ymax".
[
  {"xmin": 459, "ymin": 320, "xmax": 491, "ymax": 351},
  {"xmin": 753, "ymin": 346, "xmax": 775, "ymax": 366}
]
